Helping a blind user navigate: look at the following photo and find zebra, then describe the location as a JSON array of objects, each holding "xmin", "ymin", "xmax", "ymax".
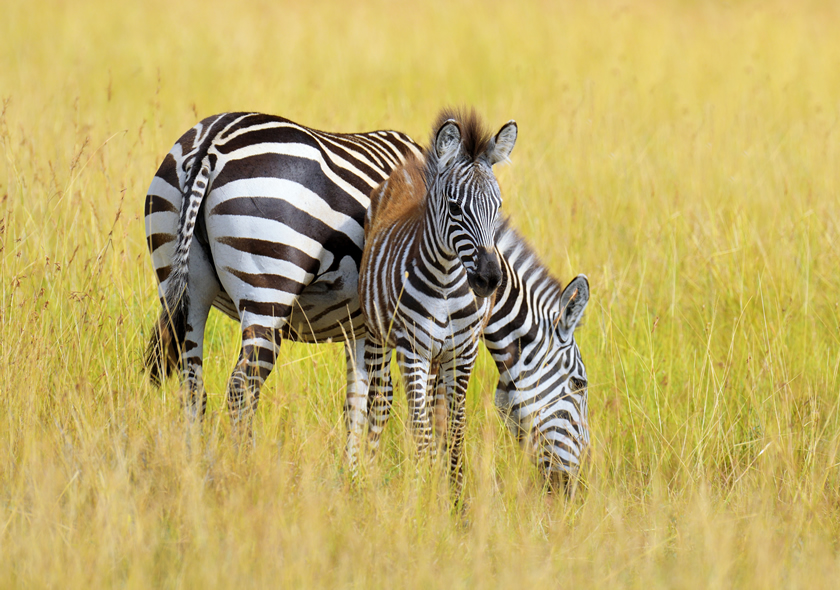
[
  {"xmin": 355, "ymin": 110, "xmax": 516, "ymax": 498},
  {"xmin": 484, "ymin": 237, "xmax": 590, "ymax": 489},
  {"xmin": 144, "ymin": 111, "xmax": 590, "ymax": 490}
]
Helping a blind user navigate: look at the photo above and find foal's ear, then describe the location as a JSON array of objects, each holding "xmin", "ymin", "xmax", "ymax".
[
  {"xmin": 435, "ymin": 119, "xmax": 462, "ymax": 164},
  {"xmin": 556, "ymin": 274, "xmax": 589, "ymax": 340},
  {"xmin": 487, "ymin": 120, "xmax": 517, "ymax": 165}
]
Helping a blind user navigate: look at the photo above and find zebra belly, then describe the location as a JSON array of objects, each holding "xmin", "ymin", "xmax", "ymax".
[
  {"xmin": 286, "ymin": 254, "xmax": 366, "ymax": 343},
  {"xmin": 211, "ymin": 287, "xmax": 366, "ymax": 344},
  {"xmin": 209, "ymin": 264, "xmax": 366, "ymax": 344}
]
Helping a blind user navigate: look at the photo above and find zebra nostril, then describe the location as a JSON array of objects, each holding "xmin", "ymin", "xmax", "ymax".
[
  {"xmin": 467, "ymin": 272, "xmax": 497, "ymax": 297},
  {"xmin": 487, "ymin": 272, "xmax": 501, "ymax": 292}
]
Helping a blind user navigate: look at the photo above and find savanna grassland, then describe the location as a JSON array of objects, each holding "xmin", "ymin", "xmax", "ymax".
[{"xmin": 2, "ymin": 0, "xmax": 840, "ymax": 586}]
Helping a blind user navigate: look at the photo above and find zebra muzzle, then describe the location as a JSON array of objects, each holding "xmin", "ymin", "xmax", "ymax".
[{"xmin": 467, "ymin": 249, "xmax": 502, "ymax": 298}]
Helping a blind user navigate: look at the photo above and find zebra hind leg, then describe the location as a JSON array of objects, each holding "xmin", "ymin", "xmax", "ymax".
[
  {"xmin": 181, "ymin": 281, "xmax": 219, "ymax": 422},
  {"xmin": 226, "ymin": 323, "xmax": 282, "ymax": 440}
]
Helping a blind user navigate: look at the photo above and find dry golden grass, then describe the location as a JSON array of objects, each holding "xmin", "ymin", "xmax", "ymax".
[{"xmin": 2, "ymin": 0, "xmax": 840, "ymax": 586}]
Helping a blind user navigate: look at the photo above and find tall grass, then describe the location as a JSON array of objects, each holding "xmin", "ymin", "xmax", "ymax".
[{"xmin": 2, "ymin": 0, "xmax": 840, "ymax": 586}]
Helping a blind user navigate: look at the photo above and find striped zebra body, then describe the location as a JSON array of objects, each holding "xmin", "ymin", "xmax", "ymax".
[
  {"xmin": 355, "ymin": 111, "xmax": 516, "ymax": 496},
  {"xmin": 144, "ymin": 112, "xmax": 590, "ymax": 490},
  {"xmin": 145, "ymin": 112, "xmax": 420, "ymax": 426}
]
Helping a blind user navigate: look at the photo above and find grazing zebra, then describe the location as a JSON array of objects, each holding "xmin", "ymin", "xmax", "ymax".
[
  {"xmin": 356, "ymin": 110, "xmax": 516, "ymax": 497},
  {"xmin": 484, "ymin": 235, "xmax": 590, "ymax": 489},
  {"xmin": 144, "ymin": 112, "xmax": 590, "ymax": 490}
]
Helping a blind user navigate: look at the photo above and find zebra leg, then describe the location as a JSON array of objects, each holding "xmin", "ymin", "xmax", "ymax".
[
  {"xmin": 179, "ymin": 245, "xmax": 221, "ymax": 422},
  {"xmin": 429, "ymin": 365, "xmax": 448, "ymax": 452},
  {"xmin": 439, "ymin": 352, "xmax": 476, "ymax": 502},
  {"xmin": 364, "ymin": 337, "xmax": 394, "ymax": 453},
  {"xmin": 344, "ymin": 337, "xmax": 370, "ymax": 478},
  {"xmin": 226, "ymin": 319, "xmax": 282, "ymax": 438},
  {"xmin": 396, "ymin": 344, "xmax": 434, "ymax": 457}
]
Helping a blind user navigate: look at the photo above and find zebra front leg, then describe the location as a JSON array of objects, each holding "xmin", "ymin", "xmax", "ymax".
[
  {"xmin": 226, "ymin": 323, "xmax": 281, "ymax": 439},
  {"xmin": 396, "ymin": 344, "xmax": 434, "ymax": 458},
  {"xmin": 429, "ymin": 365, "xmax": 448, "ymax": 453}
]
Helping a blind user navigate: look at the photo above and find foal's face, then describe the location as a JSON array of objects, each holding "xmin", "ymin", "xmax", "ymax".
[
  {"xmin": 432, "ymin": 117, "xmax": 517, "ymax": 299},
  {"xmin": 438, "ymin": 161, "xmax": 503, "ymax": 298}
]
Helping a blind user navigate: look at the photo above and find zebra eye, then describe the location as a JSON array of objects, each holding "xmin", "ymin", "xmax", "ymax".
[
  {"xmin": 569, "ymin": 377, "xmax": 587, "ymax": 393},
  {"xmin": 448, "ymin": 200, "xmax": 462, "ymax": 217}
]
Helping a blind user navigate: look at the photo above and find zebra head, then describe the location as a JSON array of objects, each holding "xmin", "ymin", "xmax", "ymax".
[
  {"xmin": 530, "ymin": 274, "xmax": 590, "ymax": 492},
  {"xmin": 426, "ymin": 110, "xmax": 517, "ymax": 298}
]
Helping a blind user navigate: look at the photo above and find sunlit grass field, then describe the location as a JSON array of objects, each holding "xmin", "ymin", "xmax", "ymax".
[{"xmin": 2, "ymin": 0, "xmax": 840, "ymax": 586}]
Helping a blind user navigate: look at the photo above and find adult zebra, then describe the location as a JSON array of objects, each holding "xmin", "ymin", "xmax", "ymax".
[{"xmin": 144, "ymin": 112, "xmax": 590, "ymax": 489}]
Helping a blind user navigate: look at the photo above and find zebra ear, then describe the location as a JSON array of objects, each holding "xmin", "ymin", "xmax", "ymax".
[
  {"xmin": 435, "ymin": 119, "xmax": 462, "ymax": 164},
  {"xmin": 487, "ymin": 120, "xmax": 517, "ymax": 165},
  {"xmin": 556, "ymin": 274, "xmax": 589, "ymax": 339}
]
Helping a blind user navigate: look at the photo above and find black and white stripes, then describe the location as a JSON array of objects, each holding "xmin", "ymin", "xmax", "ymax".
[
  {"xmin": 144, "ymin": 111, "xmax": 591, "ymax": 491},
  {"xmin": 485, "ymin": 223, "xmax": 590, "ymax": 488},
  {"xmin": 352, "ymin": 111, "xmax": 516, "ymax": 497},
  {"xmin": 145, "ymin": 112, "xmax": 420, "ymax": 429}
]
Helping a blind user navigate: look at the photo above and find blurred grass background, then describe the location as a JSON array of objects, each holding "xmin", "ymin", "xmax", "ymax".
[{"xmin": 2, "ymin": 0, "xmax": 840, "ymax": 586}]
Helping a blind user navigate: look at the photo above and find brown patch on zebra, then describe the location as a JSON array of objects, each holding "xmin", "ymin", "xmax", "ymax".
[
  {"xmin": 365, "ymin": 153, "xmax": 427, "ymax": 238},
  {"xmin": 147, "ymin": 232, "xmax": 175, "ymax": 253},
  {"xmin": 145, "ymin": 193, "xmax": 178, "ymax": 216},
  {"xmin": 150, "ymin": 154, "xmax": 182, "ymax": 198},
  {"xmin": 155, "ymin": 265, "xmax": 172, "ymax": 283}
]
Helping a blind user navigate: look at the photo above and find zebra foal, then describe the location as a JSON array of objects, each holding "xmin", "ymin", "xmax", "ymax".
[{"xmin": 354, "ymin": 110, "xmax": 517, "ymax": 497}]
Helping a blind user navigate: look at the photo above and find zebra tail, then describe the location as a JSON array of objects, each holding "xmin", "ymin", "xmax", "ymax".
[{"xmin": 145, "ymin": 156, "xmax": 213, "ymax": 385}]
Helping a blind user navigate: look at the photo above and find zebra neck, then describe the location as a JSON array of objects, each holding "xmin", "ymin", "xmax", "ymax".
[{"xmin": 484, "ymin": 227, "xmax": 565, "ymax": 373}]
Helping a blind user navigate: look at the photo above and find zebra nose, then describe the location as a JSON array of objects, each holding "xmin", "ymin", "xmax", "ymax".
[
  {"xmin": 472, "ymin": 274, "xmax": 491, "ymax": 294},
  {"xmin": 468, "ymin": 249, "xmax": 502, "ymax": 298}
]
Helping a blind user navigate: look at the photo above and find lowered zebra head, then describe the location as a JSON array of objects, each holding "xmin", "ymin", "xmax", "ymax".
[
  {"xmin": 532, "ymin": 275, "xmax": 590, "ymax": 492},
  {"xmin": 492, "ymin": 271, "xmax": 591, "ymax": 495},
  {"xmin": 425, "ymin": 109, "xmax": 517, "ymax": 298}
]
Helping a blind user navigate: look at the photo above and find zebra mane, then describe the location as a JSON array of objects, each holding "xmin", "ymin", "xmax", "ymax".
[
  {"xmin": 495, "ymin": 216, "xmax": 565, "ymax": 304},
  {"xmin": 423, "ymin": 107, "xmax": 493, "ymax": 187}
]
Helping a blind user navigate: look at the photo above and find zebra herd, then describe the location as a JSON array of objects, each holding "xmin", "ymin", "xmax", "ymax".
[{"xmin": 144, "ymin": 110, "xmax": 590, "ymax": 496}]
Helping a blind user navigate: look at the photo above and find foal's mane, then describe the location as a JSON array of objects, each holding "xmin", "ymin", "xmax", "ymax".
[{"xmin": 423, "ymin": 107, "xmax": 493, "ymax": 188}]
